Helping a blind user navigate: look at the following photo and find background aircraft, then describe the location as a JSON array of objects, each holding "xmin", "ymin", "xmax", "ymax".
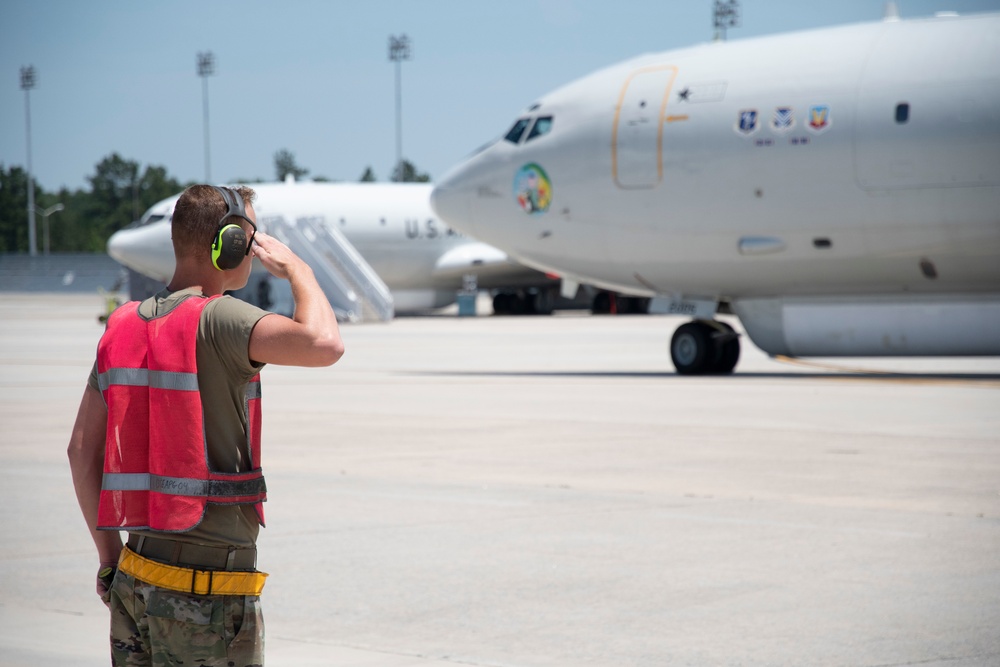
[
  {"xmin": 108, "ymin": 179, "xmax": 592, "ymax": 319},
  {"xmin": 431, "ymin": 10, "xmax": 1000, "ymax": 373}
]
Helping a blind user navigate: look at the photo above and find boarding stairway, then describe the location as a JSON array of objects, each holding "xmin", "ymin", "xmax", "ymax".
[{"xmin": 265, "ymin": 216, "xmax": 394, "ymax": 323}]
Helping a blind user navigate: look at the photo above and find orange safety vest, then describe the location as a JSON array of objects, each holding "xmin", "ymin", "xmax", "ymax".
[{"xmin": 96, "ymin": 295, "xmax": 266, "ymax": 533}]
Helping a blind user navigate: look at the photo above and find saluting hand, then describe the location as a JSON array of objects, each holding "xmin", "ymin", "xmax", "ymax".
[{"xmin": 250, "ymin": 231, "xmax": 310, "ymax": 281}]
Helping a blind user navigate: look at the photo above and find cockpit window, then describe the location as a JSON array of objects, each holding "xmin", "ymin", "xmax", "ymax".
[
  {"xmin": 504, "ymin": 118, "xmax": 531, "ymax": 144},
  {"xmin": 526, "ymin": 116, "xmax": 553, "ymax": 142}
]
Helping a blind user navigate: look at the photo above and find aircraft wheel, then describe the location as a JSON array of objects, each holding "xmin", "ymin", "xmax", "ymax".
[
  {"xmin": 592, "ymin": 291, "xmax": 612, "ymax": 314},
  {"xmin": 493, "ymin": 293, "xmax": 511, "ymax": 315},
  {"xmin": 533, "ymin": 289, "xmax": 555, "ymax": 315},
  {"xmin": 518, "ymin": 292, "xmax": 537, "ymax": 315},
  {"xmin": 670, "ymin": 321, "xmax": 714, "ymax": 375},
  {"xmin": 708, "ymin": 322, "xmax": 740, "ymax": 374}
]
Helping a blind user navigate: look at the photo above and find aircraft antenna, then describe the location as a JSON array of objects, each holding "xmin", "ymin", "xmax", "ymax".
[
  {"xmin": 388, "ymin": 34, "xmax": 412, "ymax": 180},
  {"xmin": 713, "ymin": 0, "xmax": 741, "ymax": 41}
]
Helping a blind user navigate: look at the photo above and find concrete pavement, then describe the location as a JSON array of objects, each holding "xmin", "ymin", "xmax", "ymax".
[{"xmin": 1, "ymin": 292, "xmax": 998, "ymax": 666}]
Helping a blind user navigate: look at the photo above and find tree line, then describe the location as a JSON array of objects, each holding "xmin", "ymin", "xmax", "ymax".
[{"xmin": 0, "ymin": 151, "xmax": 430, "ymax": 254}]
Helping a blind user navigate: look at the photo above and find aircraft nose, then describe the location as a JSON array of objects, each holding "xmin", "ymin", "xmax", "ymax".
[
  {"xmin": 106, "ymin": 222, "xmax": 176, "ymax": 281},
  {"xmin": 431, "ymin": 170, "xmax": 476, "ymax": 237}
]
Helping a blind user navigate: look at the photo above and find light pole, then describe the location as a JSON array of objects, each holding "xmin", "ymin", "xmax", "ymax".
[
  {"xmin": 388, "ymin": 35, "xmax": 411, "ymax": 179},
  {"xmin": 197, "ymin": 51, "xmax": 214, "ymax": 183},
  {"xmin": 38, "ymin": 203, "xmax": 64, "ymax": 256},
  {"xmin": 713, "ymin": 0, "xmax": 741, "ymax": 41},
  {"xmin": 20, "ymin": 65, "xmax": 37, "ymax": 257}
]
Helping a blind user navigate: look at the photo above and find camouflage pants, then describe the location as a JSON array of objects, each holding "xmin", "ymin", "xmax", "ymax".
[{"xmin": 107, "ymin": 570, "xmax": 264, "ymax": 667}]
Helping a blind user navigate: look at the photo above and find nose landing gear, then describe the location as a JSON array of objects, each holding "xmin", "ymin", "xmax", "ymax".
[{"xmin": 670, "ymin": 320, "xmax": 740, "ymax": 375}]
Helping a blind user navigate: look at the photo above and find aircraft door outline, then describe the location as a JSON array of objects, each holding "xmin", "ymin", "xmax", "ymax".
[{"xmin": 612, "ymin": 65, "xmax": 679, "ymax": 190}]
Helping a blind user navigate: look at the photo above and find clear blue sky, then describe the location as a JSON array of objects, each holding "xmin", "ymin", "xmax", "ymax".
[{"xmin": 2, "ymin": 0, "xmax": 999, "ymax": 192}]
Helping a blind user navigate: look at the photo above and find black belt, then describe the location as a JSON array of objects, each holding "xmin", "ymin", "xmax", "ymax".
[{"xmin": 126, "ymin": 534, "xmax": 257, "ymax": 572}]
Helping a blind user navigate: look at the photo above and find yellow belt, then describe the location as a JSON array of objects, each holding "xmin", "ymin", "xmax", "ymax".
[{"xmin": 118, "ymin": 546, "xmax": 268, "ymax": 596}]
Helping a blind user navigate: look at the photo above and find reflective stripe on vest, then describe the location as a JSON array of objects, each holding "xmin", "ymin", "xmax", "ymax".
[
  {"xmin": 97, "ymin": 368, "xmax": 200, "ymax": 392},
  {"xmin": 96, "ymin": 296, "xmax": 266, "ymax": 533},
  {"xmin": 102, "ymin": 472, "xmax": 266, "ymax": 497}
]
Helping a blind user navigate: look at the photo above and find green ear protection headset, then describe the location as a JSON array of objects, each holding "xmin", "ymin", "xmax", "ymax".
[{"xmin": 211, "ymin": 186, "xmax": 258, "ymax": 271}]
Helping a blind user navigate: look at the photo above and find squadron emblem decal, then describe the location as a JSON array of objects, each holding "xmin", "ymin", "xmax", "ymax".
[
  {"xmin": 771, "ymin": 107, "xmax": 794, "ymax": 132},
  {"xmin": 514, "ymin": 163, "xmax": 552, "ymax": 215},
  {"xmin": 807, "ymin": 105, "xmax": 831, "ymax": 132},
  {"xmin": 736, "ymin": 109, "xmax": 759, "ymax": 135}
]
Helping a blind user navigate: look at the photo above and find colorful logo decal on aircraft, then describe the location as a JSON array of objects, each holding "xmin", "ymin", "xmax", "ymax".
[
  {"xmin": 514, "ymin": 163, "xmax": 552, "ymax": 215},
  {"xmin": 736, "ymin": 109, "xmax": 759, "ymax": 135},
  {"xmin": 771, "ymin": 107, "xmax": 794, "ymax": 131},
  {"xmin": 807, "ymin": 105, "xmax": 831, "ymax": 132}
]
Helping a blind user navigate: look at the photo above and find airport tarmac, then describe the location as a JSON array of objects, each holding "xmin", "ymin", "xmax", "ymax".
[{"xmin": 1, "ymin": 292, "xmax": 998, "ymax": 667}]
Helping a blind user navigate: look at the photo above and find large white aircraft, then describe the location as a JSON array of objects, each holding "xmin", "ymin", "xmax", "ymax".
[
  {"xmin": 430, "ymin": 10, "xmax": 1000, "ymax": 374},
  {"xmin": 108, "ymin": 179, "xmax": 584, "ymax": 317}
]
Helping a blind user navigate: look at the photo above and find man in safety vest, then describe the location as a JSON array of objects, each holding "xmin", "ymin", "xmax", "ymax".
[{"xmin": 68, "ymin": 184, "xmax": 344, "ymax": 666}]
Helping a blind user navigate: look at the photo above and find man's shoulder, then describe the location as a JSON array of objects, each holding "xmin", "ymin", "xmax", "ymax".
[
  {"xmin": 201, "ymin": 295, "xmax": 271, "ymax": 346},
  {"xmin": 204, "ymin": 294, "xmax": 270, "ymax": 323},
  {"xmin": 200, "ymin": 296, "xmax": 269, "ymax": 374}
]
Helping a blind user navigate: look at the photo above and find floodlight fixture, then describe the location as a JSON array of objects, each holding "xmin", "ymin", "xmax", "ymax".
[
  {"xmin": 37, "ymin": 203, "xmax": 64, "ymax": 255},
  {"xmin": 20, "ymin": 65, "xmax": 36, "ymax": 91},
  {"xmin": 713, "ymin": 0, "xmax": 741, "ymax": 41},
  {"xmin": 197, "ymin": 51, "xmax": 215, "ymax": 78},
  {"xmin": 388, "ymin": 35, "xmax": 411, "ymax": 64}
]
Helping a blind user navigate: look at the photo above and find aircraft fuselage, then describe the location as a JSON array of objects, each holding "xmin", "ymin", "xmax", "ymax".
[{"xmin": 431, "ymin": 13, "xmax": 1000, "ymax": 361}]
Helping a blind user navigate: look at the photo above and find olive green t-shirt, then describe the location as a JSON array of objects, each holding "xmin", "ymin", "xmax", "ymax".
[{"xmin": 89, "ymin": 288, "xmax": 270, "ymax": 548}]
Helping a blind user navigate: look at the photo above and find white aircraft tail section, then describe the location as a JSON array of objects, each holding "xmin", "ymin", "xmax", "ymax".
[{"xmin": 266, "ymin": 216, "xmax": 394, "ymax": 323}]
